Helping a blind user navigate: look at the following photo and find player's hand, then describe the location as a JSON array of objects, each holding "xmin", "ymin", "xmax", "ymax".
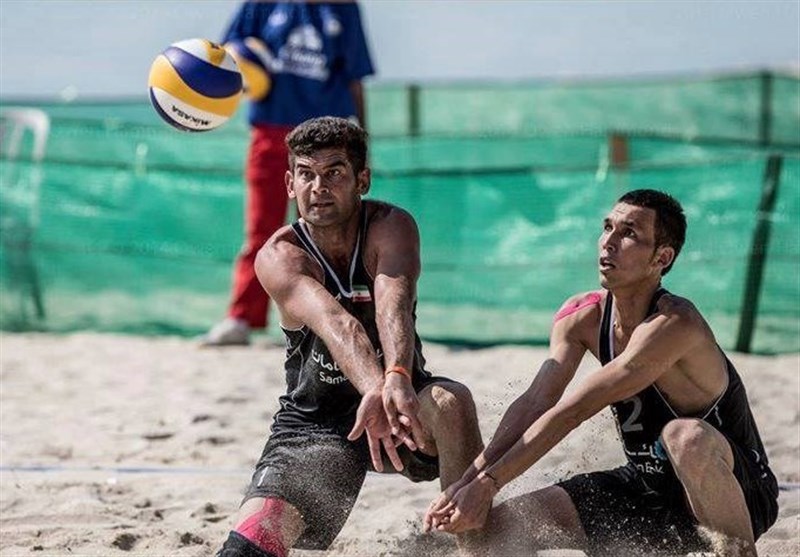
[
  {"xmin": 382, "ymin": 372, "xmax": 424, "ymax": 451},
  {"xmin": 423, "ymin": 477, "xmax": 467, "ymax": 532},
  {"xmin": 348, "ymin": 385, "xmax": 405, "ymax": 472},
  {"xmin": 430, "ymin": 475, "xmax": 497, "ymax": 534}
]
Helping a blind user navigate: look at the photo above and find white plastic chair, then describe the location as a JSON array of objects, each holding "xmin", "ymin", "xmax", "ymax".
[
  {"xmin": 0, "ymin": 108, "xmax": 51, "ymax": 322},
  {"xmin": 0, "ymin": 108, "xmax": 50, "ymax": 162}
]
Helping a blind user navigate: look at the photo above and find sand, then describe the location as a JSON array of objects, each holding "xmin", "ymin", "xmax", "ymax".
[{"xmin": 0, "ymin": 332, "xmax": 798, "ymax": 556}]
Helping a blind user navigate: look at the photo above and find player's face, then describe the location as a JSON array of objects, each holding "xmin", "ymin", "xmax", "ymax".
[
  {"xmin": 286, "ymin": 148, "xmax": 370, "ymax": 227},
  {"xmin": 598, "ymin": 203, "xmax": 668, "ymax": 289}
]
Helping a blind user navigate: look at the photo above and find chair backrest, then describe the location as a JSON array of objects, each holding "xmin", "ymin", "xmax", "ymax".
[
  {"xmin": 1, "ymin": 108, "xmax": 51, "ymax": 231},
  {"xmin": 0, "ymin": 108, "xmax": 50, "ymax": 162}
]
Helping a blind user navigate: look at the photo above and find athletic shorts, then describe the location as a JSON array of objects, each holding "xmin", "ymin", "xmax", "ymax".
[
  {"xmin": 242, "ymin": 376, "xmax": 455, "ymax": 549},
  {"xmin": 558, "ymin": 443, "xmax": 778, "ymax": 557},
  {"xmin": 558, "ymin": 465, "xmax": 706, "ymax": 556}
]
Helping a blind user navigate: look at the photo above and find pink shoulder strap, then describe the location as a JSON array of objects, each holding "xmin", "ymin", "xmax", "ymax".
[{"xmin": 553, "ymin": 291, "xmax": 603, "ymax": 323}]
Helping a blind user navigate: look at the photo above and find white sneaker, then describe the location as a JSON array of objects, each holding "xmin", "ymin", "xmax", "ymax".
[{"xmin": 197, "ymin": 318, "xmax": 251, "ymax": 347}]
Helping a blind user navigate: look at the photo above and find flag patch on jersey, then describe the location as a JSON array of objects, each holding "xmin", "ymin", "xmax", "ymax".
[{"xmin": 352, "ymin": 285, "xmax": 372, "ymax": 302}]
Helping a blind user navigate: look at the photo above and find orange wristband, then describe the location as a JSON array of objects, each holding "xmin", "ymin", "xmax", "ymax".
[{"xmin": 385, "ymin": 365, "xmax": 412, "ymax": 379}]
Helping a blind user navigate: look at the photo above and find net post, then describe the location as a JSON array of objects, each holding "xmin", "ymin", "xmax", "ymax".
[
  {"xmin": 758, "ymin": 70, "xmax": 773, "ymax": 146},
  {"xmin": 408, "ymin": 83, "xmax": 420, "ymax": 137},
  {"xmin": 735, "ymin": 154, "xmax": 783, "ymax": 353}
]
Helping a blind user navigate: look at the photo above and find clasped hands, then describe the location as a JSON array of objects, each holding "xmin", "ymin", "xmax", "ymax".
[
  {"xmin": 347, "ymin": 371, "xmax": 425, "ymax": 472},
  {"xmin": 423, "ymin": 472, "xmax": 497, "ymax": 534}
]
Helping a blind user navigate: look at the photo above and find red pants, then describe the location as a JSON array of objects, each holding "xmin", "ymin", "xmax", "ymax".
[{"xmin": 228, "ymin": 124, "xmax": 293, "ymax": 329}]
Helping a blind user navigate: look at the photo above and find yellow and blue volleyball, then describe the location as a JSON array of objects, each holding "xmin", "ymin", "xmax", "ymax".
[
  {"xmin": 224, "ymin": 38, "xmax": 272, "ymax": 102},
  {"xmin": 147, "ymin": 38, "xmax": 243, "ymax": 132}
]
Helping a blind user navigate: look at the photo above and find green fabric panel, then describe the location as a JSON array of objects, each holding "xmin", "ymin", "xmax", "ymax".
[
  {"xmin": 772, "ymin": 76, "xmax": 800, "ymax": 145},
  {"xmin": 416, "ymin": 76, "xmax": 764, "ymax": 139},
  {"xmin": 752, "ymin": 158, "xmax": 800, "ymax": 353},
  {"xmin": 1, "ymin": 72, "xmax": 798, "ymax": 351}
]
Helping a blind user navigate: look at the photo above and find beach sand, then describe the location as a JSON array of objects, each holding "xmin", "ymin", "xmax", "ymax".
[{"xmin": 1, "ymin": 332, "xmax": 798, "ymax": 556}]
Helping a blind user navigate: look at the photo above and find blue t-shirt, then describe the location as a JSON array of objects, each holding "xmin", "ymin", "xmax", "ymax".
[{"xmin": 222, "ymin": 1, "xmax": 375, "ymax": 126}]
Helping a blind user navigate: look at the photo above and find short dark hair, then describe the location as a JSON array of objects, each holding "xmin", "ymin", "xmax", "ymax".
[
  {"xmin": 286, "ymin": 116, "xmax": 368, "ymax": 174},
  {"xmin": 617, "ymin": 189, "xmax": 687, "ymax": 275}
]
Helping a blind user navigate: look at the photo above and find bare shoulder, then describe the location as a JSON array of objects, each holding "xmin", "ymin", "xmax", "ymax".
[
  {"xmin": 552, "ymin": 290, "xmax": 605, "ymax": 350},
  {"xmin": 363, "ymin": 200, "xmax": 420, "ymax": 276},
  {"xmin": 655, "ymin": 293, "xmax": 707, "ymax": 329},
  {"xmin": 554, "ymin": 290, "xmax": 605, "ymax": 326},
  {"xmin": 258, "ymin": 225, "xmax": 298, "ymax": 267},
  {"xmin": 256, "ymin": 224, "xmax": 322, "ymax": 289},
  {"xmin": 657, "ymin": 292, "xmax": 697, "ymax": 313},
  {"xmin": 366, "ymin": 200, "xmax": 418, "ymax": 231},
  {"xmin": 644, "ymin": 292, "xmax": 719, "ymax": 353},
  {"xmin": 363, "ymin": 200, "xmax": 419, "ymax": 249}
]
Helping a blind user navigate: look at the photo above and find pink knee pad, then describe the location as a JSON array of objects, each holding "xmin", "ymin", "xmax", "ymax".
[{"xmin": 235, "ymin": 498, "xmax": 288, "ymax": 557}]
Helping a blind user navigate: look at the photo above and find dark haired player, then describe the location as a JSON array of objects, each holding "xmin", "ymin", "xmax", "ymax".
[
  {"xmin": 216, "ymin": 116, "xmax": 483, "ymax": 557},
  {"xmin": 426, "ymin": 190, "xmax": 778, "ymax": 557}
]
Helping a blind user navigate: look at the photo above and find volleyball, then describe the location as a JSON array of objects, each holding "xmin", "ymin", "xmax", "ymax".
[
  {"xmin": 147, "ymin": 38, "xmax": 243, "ymax": 132},
  {"xmin": 224, "ymin": 38, "xmax": 272, "ymax": 101}
]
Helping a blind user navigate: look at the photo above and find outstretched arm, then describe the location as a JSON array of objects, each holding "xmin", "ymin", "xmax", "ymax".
[
  {"xmin": 488, "ymin": 307, "xmax": 699, "ymax": 486},
  {"xmin": 424, "ymin": 299, "xmax": 589, "ymax": 532},
  {"xmin": 437, "ymin": 304, "xmax": 702, "ymax": 533},
  {"xmin": 255, "ymin": 234, "xmax": 403, "ymax": 472},
  {"xmin": 257, "ymin": 237, "xmax": 383, "ymax": 393},
  {"xmin": 368, "ymin": 207, "xmax": 426, "ymax": 447}
]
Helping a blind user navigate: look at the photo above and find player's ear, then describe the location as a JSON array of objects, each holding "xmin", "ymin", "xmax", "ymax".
[
  {"xmin": 654, "ymin": 245, "xmax": 675, "ymax": 272},
  {"xmin": 285, "ymin": 169, "xmax": 296, "ymax": 199},
  {"xmin": 357, "ymin": 168, "xmax": 371, "ymax": 196}
]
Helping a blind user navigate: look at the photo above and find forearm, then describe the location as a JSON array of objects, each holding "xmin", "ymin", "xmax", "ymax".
[
  {"xmin": 486, "ymin": 399, "xmax": 592, "ymax": 489},
  {"xmin": 482, "ymin": 350, "xmax": 662, "ymax": 489},
  {"xmin": 466, "ymin": 355, "xmax": 573, "ymax": 482},
  {"xmin": 375, "ymin": 279, "xmax": 416, "ymax": 371},
  {"xmin": 322, "ymin": 313, "xmax": 384, "ymax": 394},
  {"xmin": 465, "ymin": 394, "xmax": 555, "ymax": 482}
]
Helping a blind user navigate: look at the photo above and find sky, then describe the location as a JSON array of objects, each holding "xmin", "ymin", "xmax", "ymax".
[{"xmin": 0, "ymin": 0, "xmax": 798, "ymax": 99}]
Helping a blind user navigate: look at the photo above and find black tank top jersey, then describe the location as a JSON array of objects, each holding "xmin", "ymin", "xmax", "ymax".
[
  {"xmin": 272, "ymin": 202, "xmax": 431, "ymax": 434},
  {"xmin": 600, "ymin": 289, "xmax": 774, "ymax": 494}
]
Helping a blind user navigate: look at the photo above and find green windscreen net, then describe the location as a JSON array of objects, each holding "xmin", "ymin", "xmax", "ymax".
[{"xmin": 1, "ymin": 71, "xmax": 798, "ymax": 353}]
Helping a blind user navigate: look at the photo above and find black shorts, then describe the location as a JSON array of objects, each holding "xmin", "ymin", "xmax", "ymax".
[
  {"xmin": 727, "ymin": 435, "xmax": 779, "ymax": 540},
  {"xmin": 242, "ymin": 376, "xmax": 453, "ymax": 550},
  {"xmin": 558, "ymin": 465, "xmax": 706, "ymax": 556},
  {"xmin": 558, "ymin": 444, "xmax": 778, "ymax": 557}
]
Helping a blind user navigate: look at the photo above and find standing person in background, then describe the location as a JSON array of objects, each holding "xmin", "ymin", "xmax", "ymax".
[{"xmin": 200, "ymin": 0, "xmax": 375, "ymax": 346}]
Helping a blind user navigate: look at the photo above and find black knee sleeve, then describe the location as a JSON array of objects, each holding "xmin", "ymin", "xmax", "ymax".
[{"xmin": 216, "ymin": 531, "xmax": 278, "ymax": 557}]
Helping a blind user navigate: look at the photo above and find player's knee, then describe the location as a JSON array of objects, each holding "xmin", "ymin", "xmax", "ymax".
[
  {"xmin": 660, "ymin": 419, "xmax": 725, "ymax": 477},
  {"xmin": 427, "ymin": 381, "xmax": 477, "ymax": 423}
]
